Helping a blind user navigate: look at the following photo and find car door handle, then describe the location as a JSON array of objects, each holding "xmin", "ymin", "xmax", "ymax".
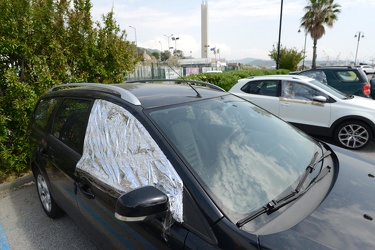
[
  {"xmin": 78, "ymin": 183, "xmax": 95, "ymax": 199},
  {"xmin": 39, "ymin": 148, "xmax": 48, "ymax": 156},
  {"xmin": 280, "ymin": 102, "xmax": 289, "ymax": 107}
]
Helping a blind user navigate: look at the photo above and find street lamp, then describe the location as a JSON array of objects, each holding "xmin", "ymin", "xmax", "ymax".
[
  {"xmin": 298, "ymin": 28, "xmax": 307, "ymax": 70},
  {"xmin": 354, "ymin": 31, "xmax": 364, "ymax": 65},
  {"xmin": 164, "ymin": 34, "xmax": 173, "ymax": 52},
  {"xmin": 171, "ymin": 36, "xmax": 179, "ymax": 54},
  {"xmin": 158, "ymin": 41, "xmax": 162, "ymax": 61},
  {"xmin": 276, "ymin": 0, "xmax": 284, "ymax": 70},
  {"xmin": 129, "ymin": 25, "xmax": 137, "ymax": 56},
  {"xmin": 190, "ymin": 51, "xmax": 193, "ymax": 68}
]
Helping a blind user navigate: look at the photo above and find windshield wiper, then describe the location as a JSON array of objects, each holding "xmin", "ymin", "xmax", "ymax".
[
  {"xmin": 344, "ymin": 95, "xmax": 355, "ymax": 99},
  {"xmin": 236, "ymin": 146, "xmax": 332, "ymax": 228}
]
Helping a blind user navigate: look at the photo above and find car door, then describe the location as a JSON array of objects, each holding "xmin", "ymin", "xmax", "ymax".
[
  {"xmin": 46, "ymin": 98, "xmax": 93, "ymax": 218},
  {"xmin": 278, "ymin": 80, "xmax": 331, "ymax": 129},
  {"xmin": 237, "ymin": 79, "xmax": 280, "ymax": 116},
  {"xmin": 74, "ymin": 99, "xmax": 194, "ymax": 249},
  {"xmin": 300, "ymin": 69, "xmax": 366, "ymax": 97}
]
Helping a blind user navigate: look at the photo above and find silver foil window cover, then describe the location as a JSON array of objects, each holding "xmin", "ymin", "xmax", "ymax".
[{"xmin": 76, "ymin": 99, "xmax": 183, "ymax": 222}]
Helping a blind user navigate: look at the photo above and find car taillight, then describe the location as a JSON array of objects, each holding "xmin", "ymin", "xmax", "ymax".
[{"xmin": 363, "ymin": 83, "xmax": 371, "ymax": 97}]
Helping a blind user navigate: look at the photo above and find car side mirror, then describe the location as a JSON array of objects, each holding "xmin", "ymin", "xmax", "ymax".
[
  {"xmin": 312, "ymin": 95, "xmax": 327, "ymax": 103},
  {"xmin": 115, "ymin": 186, "xmax": 169, "ymax": 222}
]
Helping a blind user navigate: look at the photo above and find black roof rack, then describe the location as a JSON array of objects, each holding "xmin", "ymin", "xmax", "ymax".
[
  {"xmin": 125, "ymin": 79, "xmax": 226, "ymax": 92},
  {"xmin": 314, "ymin": 66, "xmax": 354, "ymax": 68},
  {"xmin": 50, "ymin": 83, "xmax": 141, "ymax": 105}
]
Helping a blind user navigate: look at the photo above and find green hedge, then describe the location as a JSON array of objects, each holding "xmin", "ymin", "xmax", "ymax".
[{"xmin": 183, "ymin": 69, "xmax": 289, "ymax": 91}]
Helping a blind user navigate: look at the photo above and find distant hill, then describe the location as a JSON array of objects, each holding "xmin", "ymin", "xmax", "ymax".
[
  {"xmin": 228, "ymin": 57, "xmax": 259, "ymax": 64},
  {"xmin": 141, "ymin": 47, "xmax": 356, "ymax": 68},
  {"xmin": 228, "ymin": 58, "xmax": 276, "ymax": 67},
  {"xmin": 228, "ymin": 57, "xmax": 355, "ymax": 68}
]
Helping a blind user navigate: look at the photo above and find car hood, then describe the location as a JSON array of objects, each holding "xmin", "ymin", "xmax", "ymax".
[
  {"xmin": 258, "ymin": 145, "xmax": 375, "ymax": 249},
  {"xmin": 339, "ymin": 95, "xmax": 375, "ymax": 110}
]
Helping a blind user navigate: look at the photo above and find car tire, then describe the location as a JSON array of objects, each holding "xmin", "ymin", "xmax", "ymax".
[
  {"xmin": 35, "ymin": 168, "xmax": 64, "ymax": 218},
  {"xmin": 334, "ymin": 120, "xmax": 372, "ymax": 150}
]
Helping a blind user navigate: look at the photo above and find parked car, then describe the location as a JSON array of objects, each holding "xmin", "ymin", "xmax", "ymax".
[
  {"xmin": 290, "ymin": 66, "xmax": 373, "ymax": 99},
  {"xmin": 359, "ymin": 64, "xmax": 375, "ymax": 74},
  {"xmin": 29, "ymin": 80, "xmax": 375, "ymax": 249},
  {"xmin": 230, "ymin": 75, "xmax": 375, "ymax": 149}
]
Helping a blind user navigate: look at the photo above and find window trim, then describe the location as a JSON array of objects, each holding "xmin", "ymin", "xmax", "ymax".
[{"xmin": 51, "ymin": 97, "xmax": 93, "ymax": 154}]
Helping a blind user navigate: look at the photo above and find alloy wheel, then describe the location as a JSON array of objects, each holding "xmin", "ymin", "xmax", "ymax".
[
  {"xmin": 337, "ymin": 123, "xmax": 369, "ymax": 149},
  {"xmin": 37, "ymin": 174, "xmax": 52, "ymax": 212}
]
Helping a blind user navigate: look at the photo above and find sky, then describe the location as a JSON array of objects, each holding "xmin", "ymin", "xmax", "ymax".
[{"xmin": 90, "ymin": 0, "xmax": 375, "ymax": 64}]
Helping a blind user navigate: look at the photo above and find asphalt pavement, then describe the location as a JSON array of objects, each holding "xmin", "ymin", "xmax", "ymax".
[{"xmin": 0, "ymin": 174, "xmax": 95, "ymax": 250}]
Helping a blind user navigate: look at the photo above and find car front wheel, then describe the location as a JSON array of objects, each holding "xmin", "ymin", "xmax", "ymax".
[
  {"xmin": 334, "ymin": 120, "xmax": 372, "ymax": 150},
  {"xmin": 35, "ymin": 169, "xmax": 64, "ymax": 218}
]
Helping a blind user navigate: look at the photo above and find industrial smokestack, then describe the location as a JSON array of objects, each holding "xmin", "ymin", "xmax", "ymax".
[{"xmin": 201, "ymin": 1, "xmax": 209, "ymax": 58}]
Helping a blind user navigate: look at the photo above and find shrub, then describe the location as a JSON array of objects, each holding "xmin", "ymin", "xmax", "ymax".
[{"xmin": 0, "ymin": 69, "xmax": 38, "ymax": 175}]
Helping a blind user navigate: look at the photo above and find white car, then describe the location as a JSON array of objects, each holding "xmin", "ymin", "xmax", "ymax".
[
  {"xmin": 360, "ymin": 65, "xmax": 375, "ymax": 74},
  {"xmin": 229, "ymin": 75, "xmax": 375, "ymax": 149}
]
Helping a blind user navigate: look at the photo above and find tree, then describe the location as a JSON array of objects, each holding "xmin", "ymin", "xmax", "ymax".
[
  {"xmin": 269, "ymin": 46, "xmax": 304, "ymax": 71},
  {"xmin": 166, "ymin": 55, "xmax": 180, "ymax": 67},
  {"xmin": 161, "ymin": 50, "xmax": 172, "ymax": 61},
  {"xmin": 151, "ymin": 52, "xmax": 160, "ymax": 60},
  {"xmin": 0, "ymin": 0, "xmax": 139, "ymax": 175},
  {"xmin": 301, "ymin": 0, "xmax": 341, "ymax": 68},
  {"xmin": 173, "ymin": 50, "xmax": 184, "ymax": 59}
]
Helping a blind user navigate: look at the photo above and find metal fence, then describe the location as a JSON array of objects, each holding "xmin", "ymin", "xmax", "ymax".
[{"xmin": 126, "ymin": 62, "xmax": 227, "ymax": 81}]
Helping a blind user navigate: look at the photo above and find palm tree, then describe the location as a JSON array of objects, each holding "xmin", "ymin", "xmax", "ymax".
[{"xmin": 301, "ymin": 0, "xmax": 341, "ymax": 68}]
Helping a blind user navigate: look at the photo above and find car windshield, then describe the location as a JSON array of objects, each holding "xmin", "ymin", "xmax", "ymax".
[
  {"xmin": 147, "ymin": 94, "xmax": 320, "ymax": 224},
  {"xmin": 308, "ymin": 79, "xmax": 348, "ymax": 99}
]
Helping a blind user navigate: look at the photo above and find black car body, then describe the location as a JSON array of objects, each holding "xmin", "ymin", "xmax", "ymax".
[
  {"xmin": 290, "ymin": 66, "xmax": 373, "ymax": 99},
  {"xmin": 29, "ymin": 80, "xmax": 375, "ymax": 249}
]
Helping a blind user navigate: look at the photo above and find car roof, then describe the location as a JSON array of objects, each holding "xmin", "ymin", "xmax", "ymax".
[
  {"xmin": 240, "ymin": 75, "xmax": 313, "ymax": 82},
  {"xmin": 44, "ymin": 80, "xmax": 228, "ymax": 109},
  {"xmin": 299, "ymin": 66, "xmax": 362, "ymax": 71},
  {"xmin": 117, "ymin": 82, "xmax": 227, "ymax": 108}
]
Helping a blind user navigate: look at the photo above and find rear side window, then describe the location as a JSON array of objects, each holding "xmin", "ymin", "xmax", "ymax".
[
  {"xmin": 33, "ymin": 98, "xmax": 59, "ymax": 131},
  {"xmin": 300, "ymin": 70, "xmax": 328, "ymax": 84},
  {"xmin": 52, "ymin": 99, "xmax": 92, "ymax": 153},
  {"xmin": 334, "ymin": 70, "xmax": 361, "ymax": 82},
  {"xmin": 241, "ymin": 80, "xmax": 278, "ymax": 96}
]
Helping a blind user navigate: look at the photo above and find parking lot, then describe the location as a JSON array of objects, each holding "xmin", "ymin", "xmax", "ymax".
[
  {"xmin": 1, "ymin": 136, "xmax": 375, "ymax": 249},
  {"xmin": 1, "ymin": 72, "xmax": 375, "ymax": 249},
  {"xmin": 0, "ymin": 178, "xmax": 95, "ymax": 250}
]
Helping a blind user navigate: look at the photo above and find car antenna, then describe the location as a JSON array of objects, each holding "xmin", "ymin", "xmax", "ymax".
[
  {"xmin": 165, "ymin": 60, "xmax": 202, "ymax": 98},
  {"xmin": 187, "ymin": 83, "xmax": 202, "ymax": 98}
]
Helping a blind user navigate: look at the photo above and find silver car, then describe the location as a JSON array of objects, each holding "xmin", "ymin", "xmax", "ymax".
[{"xmin": 230, "ymin": 75, "xmax": 375, "ymax": 149}]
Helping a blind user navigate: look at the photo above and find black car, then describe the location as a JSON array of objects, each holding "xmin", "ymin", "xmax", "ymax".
[
  {"xmin": 290, "ymin": 66, "xmax": 373, "ymax": 99},
  {"xmin": 29, "ymin": 80, "xmax": 375, "ymax": 249}
]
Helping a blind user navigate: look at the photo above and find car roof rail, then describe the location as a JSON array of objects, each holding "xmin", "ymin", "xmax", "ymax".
[
  {"xmin": 315, "ymin": 66, "xmax": 353, "ymax": 68},
  {"xmin": 50, "ymin": 83, "xmax": 141, "ymax": 105},
  {"xmin": 125, "ymin": 79, "xmax": 226, "ymax": 92}
]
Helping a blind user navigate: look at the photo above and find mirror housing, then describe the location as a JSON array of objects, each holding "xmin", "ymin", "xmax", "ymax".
[
  {"xmin": 115, "ymin": 186, "xmax": 169, "ymax": 222},
  {"xmin": 312, "ymin": 95, "xmax": 327, "ymax": 102}
]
